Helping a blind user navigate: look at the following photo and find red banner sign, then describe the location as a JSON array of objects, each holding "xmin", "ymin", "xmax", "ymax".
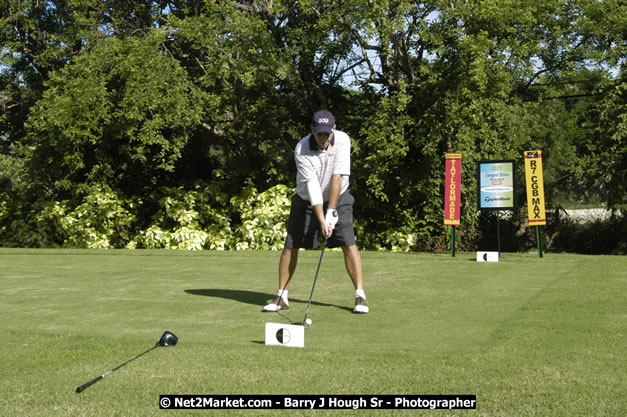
[{"xmin": 444, "ymin": 153, "xmax": 462, "ymax": 226}]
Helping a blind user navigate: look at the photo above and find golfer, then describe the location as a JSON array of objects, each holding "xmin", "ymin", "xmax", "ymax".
[{"xmin": 264, "ymin": 110, "xmax": 369, "ymax": 314}]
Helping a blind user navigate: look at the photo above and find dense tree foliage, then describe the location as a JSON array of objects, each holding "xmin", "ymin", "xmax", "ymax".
[{"xmin": 1, "ymin": 0, "xmax": 624, "ymax": 251}]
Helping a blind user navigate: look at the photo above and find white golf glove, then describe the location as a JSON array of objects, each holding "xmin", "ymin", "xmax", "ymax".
[{"xmin": 325, "ymin": 208, "xmax": 339, "ymax": 229}]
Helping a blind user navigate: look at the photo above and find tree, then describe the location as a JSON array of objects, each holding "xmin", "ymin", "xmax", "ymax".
[
  {"xmin": 25, "ymin": 32, "xmax": 204, "ymax": 198},
  {"xmin": 0, "ymin": 0, "xmax": 623, "ymax": 250}
]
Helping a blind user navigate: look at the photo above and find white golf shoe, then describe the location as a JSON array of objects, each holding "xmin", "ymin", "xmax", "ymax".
[
  {"xmin": 263, "ymin": 296, "xmax": 289, "ymax": 312},
  {"xmin": 353, "ymin": 296, "xmax": 369, "ymax": 314}
]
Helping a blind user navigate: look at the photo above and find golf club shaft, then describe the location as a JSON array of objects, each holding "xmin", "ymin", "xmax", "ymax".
[
  {"xmin": 75, "ymin": 345, "xmax": 158, "ymax": 393},
  {"xmin": 276, "ymin": 234, "xmax": 327, "ymax": 312},
  {"xmin": 303, "ymin": 235, "xmax": 328, "ymax": 323}
]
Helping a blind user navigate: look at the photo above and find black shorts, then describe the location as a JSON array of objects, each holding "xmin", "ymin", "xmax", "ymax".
[{"xmin": 285, "ymin": 192, "xmax": 356, "ymax": 249}]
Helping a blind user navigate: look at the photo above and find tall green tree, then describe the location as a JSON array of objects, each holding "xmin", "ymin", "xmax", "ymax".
[
  {"xmin": 0, "ymin": 0, "xmax": 623, "ymax": 250},
  {"xmin": 25, "ymin": 32, "xmax": 204, "ymax": 198}
]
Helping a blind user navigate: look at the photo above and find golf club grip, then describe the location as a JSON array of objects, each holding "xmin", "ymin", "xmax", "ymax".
[{"xmin": 76, "ymin": 375, "xmax": 103, "ymax": 393}]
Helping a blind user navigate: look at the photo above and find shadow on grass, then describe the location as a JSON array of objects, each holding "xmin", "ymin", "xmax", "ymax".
[{"xmin": 184, "ymin": 289, "xmax": 352, "ymax": 312}]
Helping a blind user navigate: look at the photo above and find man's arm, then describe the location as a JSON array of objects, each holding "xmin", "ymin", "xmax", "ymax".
[
  {"xmin": 327, "ymin": 174, "xmax": 342, "ymax": 211},
  {"xmin": 317, "ymin": 174, "xmax": 342, "ymax": 237}
]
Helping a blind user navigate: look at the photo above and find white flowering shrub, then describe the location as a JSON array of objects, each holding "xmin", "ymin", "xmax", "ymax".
[
  {"xmin": 231, "ymin": 184, "xmax": 292, "ymax": 250},
  {"xmin": 382, "ymin": 230, "xmax": 417, "ymax": 252},
  {"xmin": 169, "ymin": 226, "xmax": 209, "ymax": 250},
  {"xmin": 0, "ymin": 186, "xmax": 136, "ymax": 248},
  {"xmin": 134, "ymin": 183, "xmax": 292, "ymax": 251},
  {"xmin": 133, "ymin": 183, "xmax": 233, "ymax": 250},
  {"xmin": 133, "ymin": 224, "xmax": 171, "ymax": 249},
  {"xmin": 58, "ymin": 186, "xmax": 136, "ymax": 248},
  {"xmin": 13, "ymin": 186, "xmax": 135, "ymax": 249},
  {"xmin": 1, "ymin": 181, "xmax": 293, "ymax": 251},
  {"xmin": 205, "ymin": 215, "xmax": 234, "ymax": 250}
]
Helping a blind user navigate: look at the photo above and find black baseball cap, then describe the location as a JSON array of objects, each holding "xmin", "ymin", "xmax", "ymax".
[{"xmin": 311, "ymin": 110, "xmax": 335, "ymax": 134}]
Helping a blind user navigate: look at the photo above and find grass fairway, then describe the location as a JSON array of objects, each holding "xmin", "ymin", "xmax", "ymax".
[{"xmin": 0, "ymin": 249, "xmax": 625, "ymax": 416}]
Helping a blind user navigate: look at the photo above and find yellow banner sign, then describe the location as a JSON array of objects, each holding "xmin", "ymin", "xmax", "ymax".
[{"xmin": 524, "ymin": 151, "xmax": 546, "ymax": 226}]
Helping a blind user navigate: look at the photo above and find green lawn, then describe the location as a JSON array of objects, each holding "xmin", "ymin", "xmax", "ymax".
[{"xmin": 0, "ymin": 249, "xmax": 625, "ymax": 416}]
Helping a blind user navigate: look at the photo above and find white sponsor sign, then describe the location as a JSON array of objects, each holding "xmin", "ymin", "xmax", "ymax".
[{"xmin": 265, "ymin": 322, "xmax": 305, "ymax": 348}]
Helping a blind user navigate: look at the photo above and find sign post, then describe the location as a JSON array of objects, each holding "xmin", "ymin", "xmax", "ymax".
[
  {"xmin": 444, "ymin": 153, "xmax": 462, "ymax": 257},
  {"xmin": 524, "ymin": 151, "xmax": 546, "ymax": 258}
]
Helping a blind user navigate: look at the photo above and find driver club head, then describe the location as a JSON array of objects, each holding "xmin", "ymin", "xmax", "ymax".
[{"xmin": 157, "ymin": 331, "xmax": 178, "ymax": 347}]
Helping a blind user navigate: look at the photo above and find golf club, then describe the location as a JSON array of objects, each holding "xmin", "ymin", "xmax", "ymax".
[
  {"xmin": 75, "ymin": 331, "xmax": 178, "ymax": 393},
  {"xmin": 294, "ymin": 235, "xmax": 328, "ymax": 327}
]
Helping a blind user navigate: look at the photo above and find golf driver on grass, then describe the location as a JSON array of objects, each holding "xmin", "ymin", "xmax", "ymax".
[{"xmin": 76, "ymin": 331, "xmax": 178, "ymax": 393}]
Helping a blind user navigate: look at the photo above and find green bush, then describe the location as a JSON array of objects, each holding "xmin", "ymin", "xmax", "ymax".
[
  {"xmin": 3, "ymin": 180, "xmax": 623, "ymax": 254},
  {"xmin": 0, "ymin": 154, "xmax": 27, "ymax": 194},
  {"xmin": 132, "ymin": 183, "xmax": 232, "ymax": 250},
  {"xmin": 131, "ymin": 183, "xmax": 291, "ymax": 251},
  {"xmin": 0, "ymin": 200, "xmax": 64, "ymax": 248},
  {"xmin": 0, "ymin": 181, "xmax": 293, "ymax": 250},
  {"xmin": 0, "ymin": 185, "xmax": 135, "ymax": 248},
  {"xmin": 61, "ymin": 186, "xmax": 136, "ymax": 248},
  {"xmin": 548, "ymin": 211, "xmax": 626, "ymax": 255},
  {"xmin": 231, "ymin": 184, "xmax": 292, "ymax": 250}
]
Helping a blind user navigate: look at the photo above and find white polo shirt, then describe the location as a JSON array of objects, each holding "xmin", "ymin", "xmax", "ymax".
[{"xmin": 294, "ymin": 130, "xmax": 351, "ymax": 206}]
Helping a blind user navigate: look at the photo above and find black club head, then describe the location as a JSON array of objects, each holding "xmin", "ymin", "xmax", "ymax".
[{"xmin": 157, "ymin": 331, "xmax": 178, "ymax": 347}]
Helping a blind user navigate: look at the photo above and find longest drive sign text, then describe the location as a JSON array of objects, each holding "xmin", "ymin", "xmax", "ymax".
[{"xmin": 444, "ymin": 153, "xmax": 462, "ymax": 226}]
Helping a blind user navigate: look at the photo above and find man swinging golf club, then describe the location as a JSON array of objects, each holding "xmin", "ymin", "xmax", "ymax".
[{"xmin": 264, "ymin": 110, "xmax": 369, "ymax": 314}]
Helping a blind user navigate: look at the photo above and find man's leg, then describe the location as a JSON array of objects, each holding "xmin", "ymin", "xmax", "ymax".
[
  {"xmin": 342, "ymin": 245, "xmax": 369, "ymax": 313},
  {"xmin": 279, "ymin": 247, "xmax": 299, "ymax": 290},
  {"xmin": 264, "ymin": 247, "xmax": 299, "ymax": 311},
  {"xmin": 341, "ymin": 245, "xmax": 363, "ymax": 289}
]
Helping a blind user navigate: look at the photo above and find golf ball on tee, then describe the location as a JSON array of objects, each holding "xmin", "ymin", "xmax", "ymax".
[{"xmin": 305, "ymin": 318, "xmax": 312, "ymax": 326}]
